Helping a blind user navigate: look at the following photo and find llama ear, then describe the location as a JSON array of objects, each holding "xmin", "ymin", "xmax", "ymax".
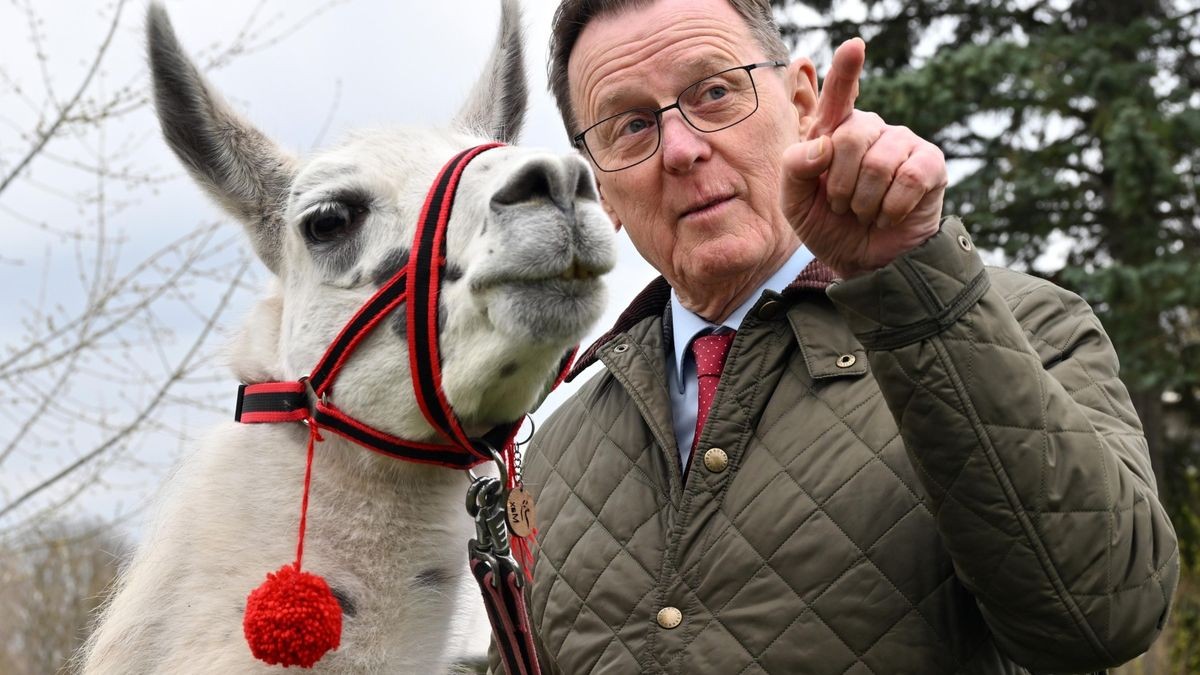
[
  {"xmin": 453, "ymin": 0, "xmax": 528, "ymax": 143},
  {"xmin": 146, "ymin": 3, "xmax": 295, "ymax": 274}
]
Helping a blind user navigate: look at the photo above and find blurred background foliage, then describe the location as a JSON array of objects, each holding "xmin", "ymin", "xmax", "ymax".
[
  {"xmin": 770, "ymin": 0, "xmax": 1199, "ymax": 670},
  {"xmin": 0, "ymin": 522, "xmax": 129, "ymax": 675}
]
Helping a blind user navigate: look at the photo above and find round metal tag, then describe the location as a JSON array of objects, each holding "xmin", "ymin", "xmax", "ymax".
[{"xmin": 506, "ymin": 486, "xmax": 537, "ymax": 538}]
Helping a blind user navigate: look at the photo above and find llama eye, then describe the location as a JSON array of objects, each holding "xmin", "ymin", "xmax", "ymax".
[{"xmin": 304, "ymin": 203, "xmax": 365, "ymax": 244}]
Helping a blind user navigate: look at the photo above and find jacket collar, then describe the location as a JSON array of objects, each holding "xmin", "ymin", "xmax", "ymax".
[{"xmin": 567, "ymin": 258, "xmax": 837, "ymax": 382}]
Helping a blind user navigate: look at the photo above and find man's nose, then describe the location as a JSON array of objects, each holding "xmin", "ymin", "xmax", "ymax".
[{"xmin": 660, "ymin": 112, "xmax": 711, "ymax": 174}]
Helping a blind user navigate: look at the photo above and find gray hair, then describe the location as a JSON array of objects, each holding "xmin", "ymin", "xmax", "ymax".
[{"xmin": 547, "ymin": 0, "xmax": 789, "ymax": 139}]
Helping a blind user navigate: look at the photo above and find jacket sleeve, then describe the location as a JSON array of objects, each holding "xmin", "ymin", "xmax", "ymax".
[{"xmin": 825, "ymin": 217, "xmax": 1179, "ymax": 672}]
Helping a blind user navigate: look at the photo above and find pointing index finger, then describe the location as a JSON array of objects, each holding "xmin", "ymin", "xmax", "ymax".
[{"xmin": 808, "ymin": 38, "xmax": 866, "ymax": 140}]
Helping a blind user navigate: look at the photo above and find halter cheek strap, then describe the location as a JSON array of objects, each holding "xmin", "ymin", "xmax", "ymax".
[{"xmin": 406, "ymin": 143, "xmax": 490, "ymax": 453}]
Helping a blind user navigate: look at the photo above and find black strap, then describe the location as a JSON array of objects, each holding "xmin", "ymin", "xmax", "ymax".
[
  {"xmin": 234, "ymin": 382, "xmax": 309, "ymax": 423},
  {"xmin": 313, "ymin": 402, "xmax": 485, "ymax": 470},
  {"xmin": 307, "ymin": 269, "xmax": 408, "ymax": 396}
]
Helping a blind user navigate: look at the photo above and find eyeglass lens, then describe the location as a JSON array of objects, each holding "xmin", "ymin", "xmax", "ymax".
[{"xmin": 582, "ymin": 67, "xmax": 760, "ymax": 171}]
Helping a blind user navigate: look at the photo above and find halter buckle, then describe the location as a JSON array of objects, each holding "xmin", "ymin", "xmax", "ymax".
[{"xmin": 297, "ymin": 376, "xmax": 330, "ymax": 415}]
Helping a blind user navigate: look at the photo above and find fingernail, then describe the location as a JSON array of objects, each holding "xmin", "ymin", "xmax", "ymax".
[
  {"xmin": 830, "ymin": 198, "xmax": 848, "ymax": 215},
  {"xmin": 807, "ymin": 137, "xmax": 825, "ymax": 161},
  {"xmin": 876, "ymin": 213, "xmax": 892, "ymax": 229}
]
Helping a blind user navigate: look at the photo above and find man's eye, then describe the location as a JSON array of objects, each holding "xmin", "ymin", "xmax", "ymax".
[
  {"xmin": 702, "ymin": 85, "xmax": 729, "ymax": 101},
  {"xmin": 619, "ymin": 114, "xmax": 657, "ymax": 138},
  {"xmin": 621, "ymin": 116, "xmax": 653, "ymax": 136}
]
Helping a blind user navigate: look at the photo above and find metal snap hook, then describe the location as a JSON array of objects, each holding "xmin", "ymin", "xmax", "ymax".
[{"xmin": 470, "ymin": 440, "xmax": 509, "ymax": 481}]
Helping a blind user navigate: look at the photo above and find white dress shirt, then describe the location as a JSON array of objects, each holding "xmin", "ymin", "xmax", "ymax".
[{"xmin": 667, "ymin": 245, "xmax": 815, "ymax": 469}]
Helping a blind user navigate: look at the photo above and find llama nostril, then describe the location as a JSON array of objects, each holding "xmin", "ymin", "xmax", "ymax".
[
  {"xmin": 491, "ymin": 156, "xmax": 598, "ymax": 210},
  {"xmin": 491, "ymin": 159, "xmax": 556, "ymax": 207}
]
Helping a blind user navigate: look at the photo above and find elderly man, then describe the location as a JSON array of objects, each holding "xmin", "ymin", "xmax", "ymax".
[{"xmin": 492, "ymin": 0, "xmax": 1179, "ymax": 672}]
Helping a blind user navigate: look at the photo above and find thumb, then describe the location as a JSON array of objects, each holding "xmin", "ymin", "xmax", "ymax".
[
  {"xmin": 781, "ymin": 136, "xmax": 831, "ymax": 210},
  {"xmin": 783, "ymin": 136, "xmax": 831, "ymax": 182}
]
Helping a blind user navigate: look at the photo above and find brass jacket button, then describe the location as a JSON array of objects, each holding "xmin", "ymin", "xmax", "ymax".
[
  {"xmin": 703, "ymin": 447, "xmax": 729, "ymax": 473},
  {"xmin": 757, "ymin": 299, "xmax": 782, "ymax": 320},
  {"xmin": 836, "ymin": 354, "xmax": 857, "ymax": 368},
  {"xmin": 657, "ymin": 606, "xmax": 683, "ymax": 629}
]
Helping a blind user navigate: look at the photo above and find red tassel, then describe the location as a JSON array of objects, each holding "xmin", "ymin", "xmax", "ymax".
[
  {"xmin": 243, "ymin": 563, "xmax": 342, "ymax": 667},
  {"xmin": 511, "ymin": 528, "xmax": 536, "ymax": 583},
  {"xmin": 243, "ymin": 420, "xmax": 341, "ymax": 668}
]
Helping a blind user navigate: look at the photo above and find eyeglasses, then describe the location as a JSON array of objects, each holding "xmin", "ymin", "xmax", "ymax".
[{"xmin": 573, "ymin": 60, "xmax": 787, "ymax": 173}]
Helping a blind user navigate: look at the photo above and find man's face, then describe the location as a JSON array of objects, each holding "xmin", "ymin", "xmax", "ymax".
[{"xmin": 569, "ymin": 0, "xmax": 814, "ymax": 299}]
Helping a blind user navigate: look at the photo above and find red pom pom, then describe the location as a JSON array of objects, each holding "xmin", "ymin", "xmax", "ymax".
[{"xmin": 243, "ymin": 563, "xmax": 342, "ymax": 668}]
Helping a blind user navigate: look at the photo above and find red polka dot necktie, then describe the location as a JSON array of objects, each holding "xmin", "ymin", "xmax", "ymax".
[{"xmin": 690, "ymin": 331, "xmax": 736, "ymax": 452}]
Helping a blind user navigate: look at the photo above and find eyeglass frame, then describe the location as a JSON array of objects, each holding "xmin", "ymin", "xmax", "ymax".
[{"xmin": 572, "ymin": 60, "xmax": 788, "ymax": 173}]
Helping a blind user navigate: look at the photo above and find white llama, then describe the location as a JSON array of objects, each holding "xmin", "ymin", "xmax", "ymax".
[{"xmin": 81, "ymin": 2, "xmax": 614, "ymax": 673}]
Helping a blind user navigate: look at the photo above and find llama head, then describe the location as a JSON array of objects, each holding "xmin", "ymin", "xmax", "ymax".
[{"xmin": 146, "ymin": 1, "xmax": 615, "ymax": 440}]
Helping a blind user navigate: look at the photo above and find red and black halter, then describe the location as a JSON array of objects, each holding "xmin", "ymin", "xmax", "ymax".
[
  {"xmin": 235, "ymin": 142, "xmax": 569, "ymax": 467},
  {"xmin": 235, "ymin": 143, "xmax": 557, "ymax": 673}
]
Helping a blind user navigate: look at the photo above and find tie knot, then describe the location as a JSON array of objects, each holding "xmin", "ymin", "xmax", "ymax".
[{"xmin": 691, "ymin": 331, "xmax": 735, "ymax": 378}]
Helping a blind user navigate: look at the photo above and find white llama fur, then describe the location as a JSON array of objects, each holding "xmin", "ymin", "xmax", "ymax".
[{"xmin": 80, "ymin": 2, "xmax": 615, "ymax": 673}]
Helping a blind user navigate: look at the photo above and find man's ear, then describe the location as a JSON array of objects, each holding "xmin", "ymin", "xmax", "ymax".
[
  {"xmin": 598, "ymin": 183, "xmax": 622, "ymax": 232},
  {"xmin": 788, "ymin": 57, "xmax": 820, "ymax": 138}
]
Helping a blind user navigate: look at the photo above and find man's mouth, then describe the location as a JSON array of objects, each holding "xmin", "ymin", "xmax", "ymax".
[{"xmin": 680, "ymin": 193, "xmax": 736, "ymax": 220}]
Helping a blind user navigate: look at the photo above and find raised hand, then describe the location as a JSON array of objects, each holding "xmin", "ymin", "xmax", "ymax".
[{"xmin": 781, "ymin": 39, "xmax": 948, "ymax": 279}]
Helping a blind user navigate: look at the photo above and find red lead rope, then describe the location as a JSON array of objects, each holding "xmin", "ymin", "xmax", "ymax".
[{"xmin": 236, "ymin": 144, "xmax": 558, "ymax": 674}]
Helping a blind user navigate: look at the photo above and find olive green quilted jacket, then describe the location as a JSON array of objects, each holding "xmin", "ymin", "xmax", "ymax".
[{"xmin": 492, "ymin": 219, "xmax": 1178, "ymax": 674}]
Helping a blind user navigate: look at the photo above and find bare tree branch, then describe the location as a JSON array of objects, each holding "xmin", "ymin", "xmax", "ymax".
[
  {"xmin": 0, "ymin": 223, "xmax": 226, "ymax": 382},
  {"xmin": 0, "ymin": 258, "xmax": 251, "ymax": 525},
  {"xmin": 0, "ymin": 0, "xmax": 127, "ymax": 196}
]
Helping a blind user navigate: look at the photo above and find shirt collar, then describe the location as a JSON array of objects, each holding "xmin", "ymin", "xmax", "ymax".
[{"xmin": 669, "ymin": 244, "xmax": 815, "ymax": 390}]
